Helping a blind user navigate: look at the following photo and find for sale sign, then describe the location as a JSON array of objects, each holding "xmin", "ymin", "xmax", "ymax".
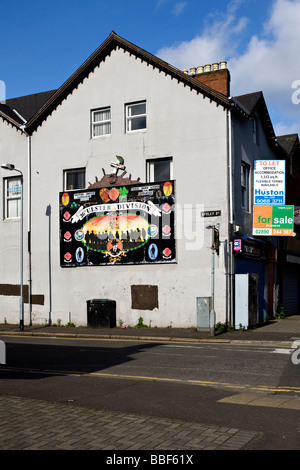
[
  {"xmin": 253, "ymin": 160, "xmax": 286, "ymax": 205},
  {"xmin": 253, "ymin": 205, "xmax": 294, "ymax": 236}
]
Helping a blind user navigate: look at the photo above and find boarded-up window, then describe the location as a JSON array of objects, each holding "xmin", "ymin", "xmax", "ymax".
[
  {"xmin": 131, "ymin": 285, "xmax": 158, "ymax": 310},
  {"xmin": 0, "ymin": 284, "xmax": 44, "ymax": 305}
]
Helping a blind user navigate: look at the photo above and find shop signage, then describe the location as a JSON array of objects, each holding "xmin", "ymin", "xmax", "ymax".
[
  {"xmin": 233, "ymin": 239, "xmax": 242, "ymax": 252},
  {"xmin": 253, "ymin": 205, "xmax": 294, "ymax": 236},
  {"xmin": 233, "ymin": 239, "xmax": 268, "ymax": 260},
  {"xmin": 253, "ymin": 160, "xmax": 286, "ymax": 205}
]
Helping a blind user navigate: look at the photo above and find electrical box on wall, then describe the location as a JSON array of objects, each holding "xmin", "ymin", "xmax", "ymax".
[{"xmin": 197, "ymin": 297, "xmax": 212, "ymax": 331}]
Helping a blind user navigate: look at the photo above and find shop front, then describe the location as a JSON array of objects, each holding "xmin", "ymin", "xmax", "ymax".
[{"xmin": 233, "ymin": 237, "xmax": 276, "ymax": 323}]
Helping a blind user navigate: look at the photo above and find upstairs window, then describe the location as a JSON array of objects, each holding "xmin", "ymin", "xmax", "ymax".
[
  {"xmin": 91, "ymin": 107, "xmax": 111, "ymax": 137},
  {"xmin": 147, "ymin": 158, "xmax": 173, "ymax": 183},
  {"xmin": 241, "ymin": 162, "xmax": 250, "ymax": 211},
  {"xmin": 252, "ymin": 117, "xmax": 258, "ymax": 144},
  {"xmin": 125, "ymin": 101, "xmax": 146, "ymax": 132},
  {"xmin": 64, "ymin": 168, "xmax": 86, "ymax": 191},
  {"xmin": 4, "ymin": 176, "xmax": 22, "ymax": 219}
]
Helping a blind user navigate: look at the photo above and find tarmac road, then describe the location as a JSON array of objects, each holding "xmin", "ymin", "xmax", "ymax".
[{"xmin": 0, "ymin": 315, "xmax": 299, "ymax": 452}]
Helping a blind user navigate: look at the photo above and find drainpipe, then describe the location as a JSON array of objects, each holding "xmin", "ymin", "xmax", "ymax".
[
  {"xmin": 20, "ymin": 124, "xmax": 32, "ymax": 326},
  {"xmin": 227, "ymin": 108, "xmax": 234, "ymax": 326},
  {"xmin": 27, "ymin": 134, "xmax": 32, "ymax": 325}
]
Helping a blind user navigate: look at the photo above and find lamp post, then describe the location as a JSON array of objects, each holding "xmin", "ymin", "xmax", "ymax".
[
  {"xmin": 206, "ymin": 224, "xmax": 219, "ymax": 336},
  {"xmin": 1, "ymin": 163, "xmax": 24, "ymax": 331}
]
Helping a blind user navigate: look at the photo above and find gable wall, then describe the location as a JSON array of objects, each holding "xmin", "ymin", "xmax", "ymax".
[{"xmin": 6, "ymin": 48, "xmax": 230, "ymax": 327}]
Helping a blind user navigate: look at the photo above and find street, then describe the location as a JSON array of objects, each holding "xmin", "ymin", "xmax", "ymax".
[{"xmin": 0, "ymin": 335, "xmax": 299, "ymax": 450}]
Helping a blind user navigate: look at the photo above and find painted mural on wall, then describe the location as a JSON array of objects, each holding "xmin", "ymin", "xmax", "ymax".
[{"xmin": 59, "ymin": 180, "xmax": 176, "ymax": 266}]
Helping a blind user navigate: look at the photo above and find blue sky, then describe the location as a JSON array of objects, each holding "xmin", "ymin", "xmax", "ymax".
[{"xmin": 1, "ymin": 0, "xmax": 300, "ymax": 135}]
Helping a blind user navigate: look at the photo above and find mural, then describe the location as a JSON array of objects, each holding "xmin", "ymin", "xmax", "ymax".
[{"xmin": 59, "ymin": 181, "xmax": 176, "ymax": 266}]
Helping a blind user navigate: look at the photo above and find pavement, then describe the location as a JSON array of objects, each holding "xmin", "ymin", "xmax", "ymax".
[
  {"xmin": 1, "ymin": 314, "xmax": 300, "ymax": 346},
  {"xmin": 0, "ymin": 315, "xmax": 299, "ymax": 451}
]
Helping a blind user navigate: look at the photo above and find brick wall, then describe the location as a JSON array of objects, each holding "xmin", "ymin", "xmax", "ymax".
[{"xmin": 193, "ymin": 69, "xmax": 231, "ymax": 97}]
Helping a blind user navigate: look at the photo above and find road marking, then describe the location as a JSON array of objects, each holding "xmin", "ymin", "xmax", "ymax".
[
  {"xmin": 271, "ymin": 348, "xmax": 294, "ymax": 355},
  {"xmin": 218, "ymin": 392, "xmax": 300, "ymax": 410},
  {"xmin": 2, "ymin": 365, "xmax": 300, "ymax": 395},
  {"xmin": 163, "ymin": 344, "xmax": 294, "ymax": 354}
]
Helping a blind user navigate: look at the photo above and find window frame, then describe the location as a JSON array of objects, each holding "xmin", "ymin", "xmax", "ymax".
[
  {"xmin": 3, "ymin": 176, "xmax": 22, "ymax": 219},
  {"xmin": 146, "ymin": 157, "xmax": 173, "ymax": 183},
  {"xmin": 252, "ymin": 117, "xmax": 258, "ymax": 145},
  {"xmin": 63, "ymin": 168, "xmax": 86, "ymax": 191},
  {"xmin": 91, "ymin": 107, "xmax": 111, "ymax": 138},
  {"xmin": 241, "ymin": 162, "xmax": 250, "ymax": 211},
  {"xmin": 125, "ymin": 101, "xmax": 147, "ymax": 133}
]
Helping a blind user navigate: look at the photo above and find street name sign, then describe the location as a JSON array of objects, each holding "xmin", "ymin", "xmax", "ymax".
[
  {"xmin": 253, "ymin": 205, "xmax": 294, "ymax": 236},
  {"xmin": 253, "ymin": 160, "xmax": 286, "ymax": 205},
  {"xmin": 201, "ymin": 210, "xmax": 221, "ymax": 217}
]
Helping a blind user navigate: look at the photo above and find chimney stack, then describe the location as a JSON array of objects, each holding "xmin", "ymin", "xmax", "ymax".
[{"xmin": 183, "ymin": 61, "xmax": 230, "ymax": 97}]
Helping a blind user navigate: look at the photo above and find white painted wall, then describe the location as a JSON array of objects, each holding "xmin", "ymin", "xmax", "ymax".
[
  {"xmin": 2, "ymin": 48, "xmax": 231, "ymax": 328},
  {"xmin": 0, "ymin": 121, "xmax": 28, "ymax": 323}
]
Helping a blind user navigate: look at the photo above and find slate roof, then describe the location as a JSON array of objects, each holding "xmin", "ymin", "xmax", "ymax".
[
  {"xmin": 277, "ymin": 134, "xmax": 299, "ymax": 156},
  {"xmin": 5, "ymin": 89, "xmax": 57, "ymax": 123},
  {"xmin": 233, "ymin": 91, "xmax": 263, "ymax": 115},
  {"xmin": 233, "ymin": 93, "xmax": 300, "ymax": 156},
  {"xmin": 0, "ymin": 102, "xmax": 25, "ymax": 127},
  {"xmin": 233, "ymin": 91, "xmax": 277, "ymax": 147}
]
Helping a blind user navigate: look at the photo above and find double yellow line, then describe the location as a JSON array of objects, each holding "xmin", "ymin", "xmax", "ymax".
[
  {"xmin": 3, "ymin": 365, "xmax": 299, "ymax": 395},
  {"xmin": 87, "ymin": 371, "xmax": 300, "ymax": 394}
]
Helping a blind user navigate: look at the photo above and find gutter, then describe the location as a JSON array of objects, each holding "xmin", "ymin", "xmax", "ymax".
[{"xmin": 20, "ymin": 124, "xmax": 32, "ymax": 326}]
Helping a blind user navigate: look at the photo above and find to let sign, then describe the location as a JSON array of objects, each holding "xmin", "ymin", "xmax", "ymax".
[
  {"xmin": 253, "ymin": 205, "xmax": 294, "ymax": 236},
  {"xmin": 253, "ymin": 160, "xmax": 286, "ymax": 205}
]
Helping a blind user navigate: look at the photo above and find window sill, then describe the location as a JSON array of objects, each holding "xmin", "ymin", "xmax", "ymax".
[
  {"xmin": 91, "ymin": 134, "xmax": 111, "ymax": 140},
  {"xmin": 125, "ymin": 129, "xmax": 147, "ymax": 134},
  {"xmin": 3, "ymin": 217, "xmax": 20, "ymax": 222}
]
